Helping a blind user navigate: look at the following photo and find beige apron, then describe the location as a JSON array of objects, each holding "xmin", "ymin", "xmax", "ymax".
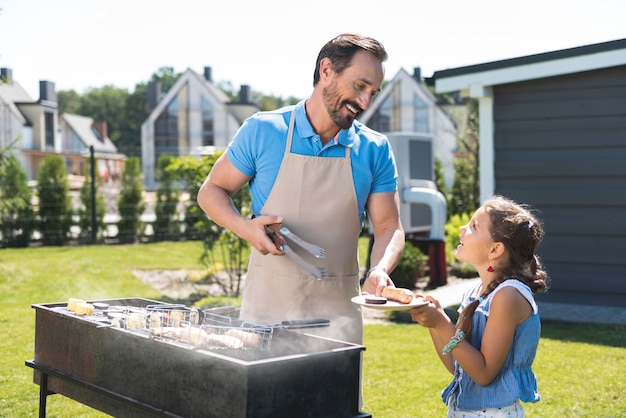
[{"xmin": 240, "ymin": 109, "xmax": 363, "ymax": 344}]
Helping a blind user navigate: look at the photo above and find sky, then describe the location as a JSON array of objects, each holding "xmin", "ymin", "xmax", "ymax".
[{"xmin": 1, "ymin": 0, "xmax": 625, "ymax": 100}]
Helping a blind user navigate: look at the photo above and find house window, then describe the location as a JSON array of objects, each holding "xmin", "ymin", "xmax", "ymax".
[
  {"xmin": 413, "ymin": 93, "xmax": 429, "ymax": 133},
  {"xmin": 201, "ymin": 96, "xmax": 214, "ymax": 146},
  {"xmin": 367, "ymin": 83, "xmax": 406, "ymax": 132},
  {"xmin": 70, "ymin": 129, "xmax": 83, "ymax": 153},
  {"xmin": 44, "ymin": 112, "xmax": 54, "ymax": 149},
  {"xmin": 367, "ymin": 95, "xmax": 391, "ymax": 132},
  {"xmin": 155, "ymin": 96, "xmax": 179, "ymax": 157}
]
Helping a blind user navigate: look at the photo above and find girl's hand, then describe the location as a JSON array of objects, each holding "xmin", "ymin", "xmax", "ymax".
[{"xmin": 409, "ymin": 295, "xmax": 449, "ymax": 328}]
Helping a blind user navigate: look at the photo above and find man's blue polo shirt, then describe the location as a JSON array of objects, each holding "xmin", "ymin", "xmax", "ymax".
[{"xmin": 226, "ymin": 100, "xmax": 398, "ymax": 226}]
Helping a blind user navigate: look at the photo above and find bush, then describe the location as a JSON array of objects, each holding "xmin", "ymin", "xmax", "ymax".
[
  {"xmin": 166, "ymin": 154, "xmax": 216, "ymax": 240},
  {"xmin": 77, "ymin": 159, "xmax": 107, "ymax": 243},
  {"xmin": 0, "ymin": 154, "xmax": 34, "ymax": 247},
  {"xmin": 154, "ymin": 154, "xmax": 182, "ymax": 241},
  {"xmin": 117, "ymin": 157, "xmax": 145, "ymax": 243},
  {"xmin": 390, "ymin": 241, "xmax": 426, "ymax": 289},
  {"xmin": 37, "ymin": 155, "xmax": 72, "ymax": 246},
  {"xmin": 445, "ymin": 212, "xmax": 477, "ymax": 278}
]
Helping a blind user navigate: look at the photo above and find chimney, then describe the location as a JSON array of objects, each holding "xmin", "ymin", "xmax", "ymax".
[
  {"xmin": 1, "ymin": 68, "xmax": 13, "ymax": 83},
  {"xmin": 39, "ymin": 80, "xmax": 57, "ymax": 103},
  {"xmin": 147, "ymin": 81, "xmax": 161, "ymax": 111},
  {"xmin": 204, "ymin": 66, "xmax": 212, "ymax": 82},
  {"xmin": 413, "ymin": 67, "xmax": 422, "ymax": 82},
  {"xmin": 92, "ymin": 121, "xmax": 108, "ymax": 141},
  {"xmin": 239, "ymin": 85, "xmax": 251, "ymax": 104}
]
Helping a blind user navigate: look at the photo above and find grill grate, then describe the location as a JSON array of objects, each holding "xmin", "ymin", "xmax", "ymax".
[{"xmin": 145, "ymin": 305, "xmax": 273, "ymax": 351}]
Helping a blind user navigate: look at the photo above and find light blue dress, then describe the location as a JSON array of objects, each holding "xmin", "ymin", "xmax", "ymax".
[{"xmin": 441, "ymin": 280, "xmax": 541, "ymax": 410}]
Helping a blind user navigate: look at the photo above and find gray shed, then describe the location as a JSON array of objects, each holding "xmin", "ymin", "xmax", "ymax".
[{"xmin": 432, "ymin": 38, "xmax": 626, "ymax": 309}]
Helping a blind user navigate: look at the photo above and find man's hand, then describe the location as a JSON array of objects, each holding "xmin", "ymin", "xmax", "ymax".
[
  {"xmin": 248, "ymin": 215, "xmax": 284, "ymax": 255},
  {"xmin": 362, "ymin": 267, "xmax": 394, "ymax": 296}
]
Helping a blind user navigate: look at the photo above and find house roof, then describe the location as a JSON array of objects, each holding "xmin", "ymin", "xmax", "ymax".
[
  {"xmin": 62, "ymin": 113, "xmax": 124, "ymax": 159},
  {"xmin": 432, "ymin": 38, "xmax": 626, "ymax": 95},
  {"xmin": 360, "ymin": 67, "xmax": 439, "ymax": 123},
  {"xmin": 0, "ymin": 79, "xmax": 33, "ymax": 125},
  {"xmin": 143, "ymin": 67, "xmax": 233, "ymax": 125},
  {"xmin": 188, "ymin": 68, "xmax": 232, "ymax": 103}
]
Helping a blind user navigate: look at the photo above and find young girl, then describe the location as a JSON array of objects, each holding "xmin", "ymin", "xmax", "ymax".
[{"xmin": 410, "ymin": 195, "xmax": 549, "ymax": 417}]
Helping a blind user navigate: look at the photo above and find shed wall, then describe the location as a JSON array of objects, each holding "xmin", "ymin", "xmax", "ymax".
[{"xmin": 492, "ymin": 65, "xmax": 626, "ymax": 307}]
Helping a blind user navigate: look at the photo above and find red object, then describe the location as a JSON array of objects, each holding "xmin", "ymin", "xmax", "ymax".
[
  {"xmin": 487, "ymin": 265, "xmax": 495, "ymax": 272},
  {"xmin": 428, "ymin": 241, "xmax": 447, "ymax": 287}
]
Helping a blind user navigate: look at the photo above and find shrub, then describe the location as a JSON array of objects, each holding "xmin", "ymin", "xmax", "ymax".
[
  {"xmin": 0, "ymin": 154, "xmax": 34, "ymax": 247},
  {"xmin": 37, "ymin": 155, "xmax": 72, "ymax": 246},
  {"xmin": 154, "ymin": 154, "xmax": 181, "ymax": 241},
  {"xmin": 168, "ymin": 153, "xmax": 251, "ymax": 297},
  {"xmin": 117, "ymin": 157, "xmax": 145, "ymax": 243},
  {"xmin": 77, "ymin": 159, "xmax": 106, "ymax": 243},
  {"xmin": 445, "ymin": 212, "xmax": 477, "ymax": 278},
  {"xmin": 166, "ymin": 154, "xmax": 215, "ymax": 240},
  {"xmin": 390, "ymin": 241, "xmax": 426, "ymax": 289}
]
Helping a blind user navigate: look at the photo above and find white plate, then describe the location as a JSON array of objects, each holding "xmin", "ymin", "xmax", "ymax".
[{"xmin": 351, "ymin": 295, "xmax": 429, "ymax": 311}]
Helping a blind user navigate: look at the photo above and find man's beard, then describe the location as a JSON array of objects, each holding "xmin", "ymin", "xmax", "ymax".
[{"xmin": 322, "ymin": 85, "xmax": 361, "ymax": 130}]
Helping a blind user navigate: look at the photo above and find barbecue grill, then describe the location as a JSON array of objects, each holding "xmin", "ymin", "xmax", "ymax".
[{"xmin": 27, "ymin": 297, "xmax": 369, "ymax": 418}]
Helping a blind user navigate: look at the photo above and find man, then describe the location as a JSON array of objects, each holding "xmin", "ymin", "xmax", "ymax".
[{"xmin": 197, "ymin": 33, "xmax": 404, "ymax": 345}]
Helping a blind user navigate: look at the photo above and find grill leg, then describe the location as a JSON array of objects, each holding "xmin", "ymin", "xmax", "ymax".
[{"xmin": 38, "ymin": 372, "xmax": 48, "ymax": 418}]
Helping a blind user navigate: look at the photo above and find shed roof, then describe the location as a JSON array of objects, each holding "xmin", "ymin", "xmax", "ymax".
[{"xmin": 432, "ymin": 38, "xmax": 626, "ymax": 95}]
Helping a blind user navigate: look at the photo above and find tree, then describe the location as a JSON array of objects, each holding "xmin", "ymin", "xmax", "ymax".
[
  {"xmin": 117, "ymin": 157, "xmax": 145, "ymax": 243},
  {"xmin": 434, "ymin": 157, "xmax": 449, "ymax": 207},
  {"xmin": 56, "ymin": 67, "xmax": 298, "ymax": 163},
  {"xmin": 166, "ymin": 154, "xmax": 215, "ymax": 241},
  {"xmin": 57, "ymin": 67, "xmax": 186, "ymax": 159},
  {"xmin": 149, "ymin": 66, "xmax": 180, "ymax": 93},
  {"xmin": 252, "ymin": 91, "xmax": 301, "ymax": 111},
  {"xmin": 154, "ymin": 153, "xmax": 181, "ymax": 241},
  {"xmin": 121, "ymin": 83, "xmax": 148, "ymax": 157},
  {"xmin": 77, "ymin": 159, "xmax": 106, "ymax": 243},
  {"xmin": 449, "ymin": 99, "xmax": 480, "ymax": 217},
  {"xmin": 167, "ymin": 152, "xmax": 251, "ymax": 296},
  {"xmin": 56, "ymin": 89, "xmax": 81, "ymax": 115},
  {"xmin": 78, "ymin": 85, "xmax": 130, "ymax": 146},
  {"xmin": 37, "ymin": 156, "xmax": 72, "ymax": 246},
  {"xmin": 0, "ymin": 154, "xmax": 34, "ymax": 247}
]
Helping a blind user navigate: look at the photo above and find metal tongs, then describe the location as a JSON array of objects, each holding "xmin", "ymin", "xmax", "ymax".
[{"xmin": 264, "ymin": 224, "xmax": 327, "ymax": 279}]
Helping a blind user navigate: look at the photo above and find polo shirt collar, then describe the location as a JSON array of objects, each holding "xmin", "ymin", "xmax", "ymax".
[{"xmin": 294, "ymin": 100, "xmax": 355, "ymax": 148}]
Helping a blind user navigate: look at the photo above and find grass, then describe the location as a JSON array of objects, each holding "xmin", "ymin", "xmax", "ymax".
[{"xmin": 1, "ymin": 241, "xmax": 625, "ymax": 417}]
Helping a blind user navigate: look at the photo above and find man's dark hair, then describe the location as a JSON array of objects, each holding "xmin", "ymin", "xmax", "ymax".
[{"xmin": 313, "ymin": 33, "xmax": 388, "ymax": 86}]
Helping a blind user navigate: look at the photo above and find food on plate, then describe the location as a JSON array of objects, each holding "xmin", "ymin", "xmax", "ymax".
[
  {"xmin": 364, "ymin": 295, "xmax": 387, "ymax": 305},
  {"xmin": 381, "ymin": 287, "xmax": 415, "ymax": 304}
]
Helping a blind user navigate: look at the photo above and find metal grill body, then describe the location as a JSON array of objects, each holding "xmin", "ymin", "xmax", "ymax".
[{"xmin": 28, "ymin": 298, "xmax": 368, "ymax": 418}]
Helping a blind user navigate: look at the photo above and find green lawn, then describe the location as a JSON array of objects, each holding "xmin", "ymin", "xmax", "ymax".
[{"xmin": 1, "ymin": 242, "xmax": 624, "ymax": 417}]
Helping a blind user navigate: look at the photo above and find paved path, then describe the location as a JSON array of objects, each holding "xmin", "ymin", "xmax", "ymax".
[{"xmin": 362, "ymin": 277, "xmax": 626, "ymax": 326}]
